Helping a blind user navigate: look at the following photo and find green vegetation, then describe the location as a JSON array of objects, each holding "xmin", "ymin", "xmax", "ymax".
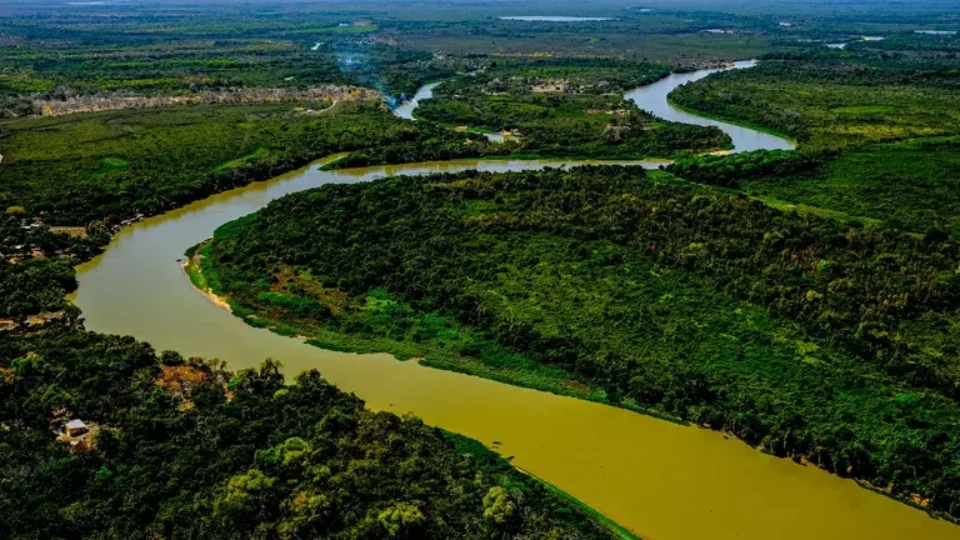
[
  {"xmin": 205, "ymin": 166, "xmax": 960, "ymax": 518},
  {"xmin": 5, "ymin": 1, "xmax": 960, "ymax": 535},
  {"xmin": 0, "ymin": 211, "xmax": 106, "ymax": 320},
  {"xmin": 665, "ymin": 47, "xmax": 960, "ymax": 241},
  {"xmin": 446, "ymin": 433, "xmax": 640, "ymax": 540},
  {"xmin": 0, "ymin": 27, "xmax": 452, "ymax": 110},
  {"xmin": 0, "ymin": 101, "xmax": 491, "ymax": 225},
  {"xmin": 670, "ymin": 54, "xmax": 960, "ymax": 150},
  {"xmin": 666, "ymin": 149, "xmax": 823, "ymax": 189},
  {"xmin": 416, "ymin": 60, "xmax": 730, "ymax": 159},
  {"xmin": 189, "ymin": 239, "xmax": 610, "ymax": 403},
  {"xmin": 211, "ymin": 147, "xmax": 271, "ymax": 173},
  {"xmin": 0, "ymin": 326, "xmax": 628, "ymax": 539},
  {"xmin": 733, "ymin": 137, "xmax": 960, "ymax": 236}
]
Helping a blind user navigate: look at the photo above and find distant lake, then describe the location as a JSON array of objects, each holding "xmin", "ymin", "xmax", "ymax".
[
  {"xmin": 916, "ymin": 30, "xmax": 957, "ymax": 35},
  {"xmin": 498, "ymin": 16, "xmax": 617, "ymax": 22}
]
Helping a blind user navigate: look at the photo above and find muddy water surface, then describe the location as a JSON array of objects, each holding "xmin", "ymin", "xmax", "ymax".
[{"xmin": 72, "ymin": 65, "xmax": 959, "ymax": 540}]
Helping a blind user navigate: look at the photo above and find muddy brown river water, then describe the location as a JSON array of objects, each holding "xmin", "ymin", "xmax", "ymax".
[{"xmin": 71, "ymin": 65, "xmax": 959, "ymax": 540}]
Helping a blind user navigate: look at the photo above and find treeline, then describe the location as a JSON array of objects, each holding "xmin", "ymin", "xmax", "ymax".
[
  {"xmin": 708, "ymin": 137, "xmax": 960, "ymax": 237},
  {"xmin": 0, "ymin": 24, "xmax": 458, "ymax": 107},
  {"xmin": 0, "ymin": 99, "xmax": 492, "ymax": 323},
  {"xmin": 665, "ymin": 149, "xmax": 824, "ymax": 188},
  {"xmin": 0, "ymin": 325, "xmax": 622, "ymax": 538},
  {"xmin": 0, "ymin": 43, "xmax": 349, "ymax": 104},
  {"xmin": 847, "ymin": 32, "xmax": 960, "ymax": 53},
  {"xmin": 476, "ymin": 57, "xmax": 673, "ymax": 94},
  {"xmin": 206, "ymin": 166, "xmax": 960, "ymax": 516},
  {"xmin": 758, "ymin": 50, "xmax": 960, "ymax": 89},
  {"xmin": 0, "ymin": 258, "xmax": 78, "ymax": 321}
]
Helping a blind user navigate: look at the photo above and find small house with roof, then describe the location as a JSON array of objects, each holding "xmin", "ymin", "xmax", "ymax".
[{"xmin": 65, "ymin": 419, "xmax": 89, "ymax": 437}]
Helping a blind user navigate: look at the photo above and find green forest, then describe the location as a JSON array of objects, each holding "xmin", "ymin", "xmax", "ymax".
[
  {"xmin": 4, "ymin": 0, "xmax": 960, "ymax": 536},
  {"xmin": 0, "ymin": 27, "xmax": 452, "ymax": 112},
  {"xmin": 669, "ymin": 52, "xmax": 960, "ymax": 150},
  {"xmin": 203, "ymin": 166, "xmax": 960, "ymax": 518},
  {"xmin": 0, "ymin": 211, "xmax": 107, "ymax": 320},
  {"xmin": 0, "ymin": 326, "xmax": 626, "ymax": 539},
  {"xmin": 735, "ymin": 137, "xmax": 960, "ymax": 236},
  {"xmin": 0, "ymin": 101, "xmax": 498, "ymax": 225},
  {"xmin": 416, "ymin": 60, "xmax": 730, "ymax": 159}
]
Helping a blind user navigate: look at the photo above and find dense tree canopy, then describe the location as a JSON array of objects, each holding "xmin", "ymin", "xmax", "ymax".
[
  {"xmin": 669, "ymin": 54, "xmax": 960, "ymax": 149},
  {"xmin": 0, "ymin": 326, "xmax": 623, "ymax": 539},
  {"xmin": 0, "ymin": 101, "xmax": 497, "ymax": 225},
  {"xmin": 416, "ymin": 61, "xmax": 730, "ymax": 159},
  {"xmin": 4, "ymin": 2, "xmax": 960, "ymax": 535},
  {"xmin": 206, "ymin": 166, "xmax": 960, "ymax": 517}
]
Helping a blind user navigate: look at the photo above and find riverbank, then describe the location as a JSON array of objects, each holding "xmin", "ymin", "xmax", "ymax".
[
  {"xmin": 183, "ymin": 238, "xmax": 682, "ymax": 422},
  {"xmin": 204, "ymin": 158, "xmax": 960, "ymax": 526},
  {"xmin": 447, "ymin": 432, "xmax": 643, "ymax": 540},
  {"xmin": 74, "ymin": 164, "xmax": 960, "ymax": 540},
  {"xmin": 182, "ymin": 242, "xmax": 642, "ymax": 539},
  {"xmin": 70, "ymin": 68, "xmax": 960, "ymax": 540},
  {"xmin": 182, "ymin": 243, "xmax": 233, "ymax": 313},
  {"xmin": 321, "ymin": 153, "xmax": 673, "ymax": 171},
  {"xmin": 665, "ymin": 97, "xmax": 798, "ymax": 144},
  {"xmin": 623, "ymin": 60, "xmax": 796, "ymax": 153}
]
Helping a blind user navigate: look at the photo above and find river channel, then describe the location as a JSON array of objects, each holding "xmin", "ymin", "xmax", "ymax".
[{"xmin": 72, "ymin": 64, "xmax": 957, "ymax": 540}]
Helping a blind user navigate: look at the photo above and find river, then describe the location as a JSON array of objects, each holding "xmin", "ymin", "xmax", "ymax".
[
  {"xmin": 396, "ymin": 60, "xmax": 795, "ymax": 152},
  {"xmin": 71, "ymin": 66, "xmax": 957, "ymax": 540},
  {"xmin": 624, "ymin": 60, "xmax": 795, "ymax": 152},
  {"xmin": 391, "ymin": 81, "xmax": 440, "ymax": 121},
  {"xmin": 392, "ymin": 81, "xmax": 509, "ymax": 142}
]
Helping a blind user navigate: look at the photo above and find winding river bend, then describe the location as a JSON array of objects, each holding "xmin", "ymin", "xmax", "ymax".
[
  {"xmin": 625, "ymin": 60, "xmax": 795, "ymax": 152},
  {"xmin": 391, "ymin": 81, "xmax": 440, "ymax": 121},
  {"xmin": 72, "ymin": 65, "xmax": 957, "ymax": 540}
]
